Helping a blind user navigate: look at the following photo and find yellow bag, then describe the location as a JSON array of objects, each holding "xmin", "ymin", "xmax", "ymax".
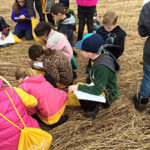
[
  {"xmin": 31, "ymin": 17, "xmax": 42, "ymax": 42},
  {"xmin": 67, "ymin": 92, "xmax": 80, "ymax": 107},
  {"xmin": 0, "ymin": 77, "xmax": 52, "ymax": 150}
]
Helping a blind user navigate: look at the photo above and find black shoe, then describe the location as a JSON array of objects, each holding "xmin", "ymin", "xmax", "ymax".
[
  {"xmin": 84, "ymin": 106, "xmax": 99, "ymax": 119},
  {"xmin": 50, "ymin": 115, "xmax": 69, "ymax": 128},
  {"xmin": 73, "ymin": 71, "xmax": 77, "ymax": 80},
  {"xmin": 133, "ymin": 94, "xmax": 148, "ymax": 111},
  {"xmin": 86, "ymin": 66, "xmax": 91, "ymax": 74},
  {"xmin": 73, "ymin": 50, "xmax": 78, "ymax": 56},
  {"xmin": 39, "ymin": 15, "xmax": 45, "ymax": 22},
  {"xmin": 102, "ymin": 98, "xmax": 111, "ymax": 108}
]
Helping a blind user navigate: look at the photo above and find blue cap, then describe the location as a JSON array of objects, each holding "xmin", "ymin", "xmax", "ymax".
[{"xmin": 75, "ymin": 33, "xmax": 104, "ymax": 53}]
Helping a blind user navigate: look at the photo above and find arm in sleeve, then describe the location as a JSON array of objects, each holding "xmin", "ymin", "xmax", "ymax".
[
  {"xmin": 114, "ymin": 30, "xmax": 126, "ymax": 55},
  {"xmin": 138, "ymin": 7, "xmax": 150, "ymax": 37},
  {"xmin": 11, "ymin": 8, "xmax": 18, "ymax": 22},
  {"xmin": 86, "ymin": 73, "xmax": 91, "ymax": 84},
  {"xmin": 14, "ymin": 87, "xmax": 38, "ymax": 108},
  {"xmin": 78, "ymin": 65, "xmax": 109, "ymax": 95}
]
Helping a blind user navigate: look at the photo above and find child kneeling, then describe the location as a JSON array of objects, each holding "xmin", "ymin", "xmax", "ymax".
[
  {"xmin": 69, "ymin": 33, "xmax": 120, "ymax": 119},
  {"xmin": 15, "ymin": 68, "xmax": 69, "ymax": 126}
]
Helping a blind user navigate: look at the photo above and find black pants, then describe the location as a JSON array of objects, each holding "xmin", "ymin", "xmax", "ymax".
[
  {"xmin": 13, "ymin": 29, "xmax": 33, "ymax": 40},
  {"xmin": 77, "ymin": 5, "xmax": 96, "ymax": 41},
  {"xmin": 27, "ymin": 0, "xmax": 44, "ymax": 17},
  {"xmin": 79, "ymin": 100, "xmax": 97, "ymax": 112},
  {"xmin": 44, "ymin": 73, "xmax": 57, "ymax": 88}
]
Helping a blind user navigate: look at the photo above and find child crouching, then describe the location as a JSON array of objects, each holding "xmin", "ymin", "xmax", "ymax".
[
  {"xmin": 69, "ymin": 33, "xmax": 120, "ymax": 119},
  {"xmin": 28, "ymin": 45, "xmax": 73, "ymax": 87},
  {"xmin": 15, "ymin": 68, "xmax": 69, "ymax": 126}
]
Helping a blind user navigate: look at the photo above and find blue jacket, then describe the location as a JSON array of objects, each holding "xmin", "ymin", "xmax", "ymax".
[{"xmin": 11, "ymin": 6, "xmax": 35, "ymax": 30}]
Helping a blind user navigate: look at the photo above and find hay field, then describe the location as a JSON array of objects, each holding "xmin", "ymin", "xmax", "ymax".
[{"xmin": 1, "ymin": 0, "xmax": 150, "ymax": 149}]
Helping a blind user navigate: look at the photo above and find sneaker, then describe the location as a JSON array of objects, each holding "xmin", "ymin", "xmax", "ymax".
[
  {"xmin": 133, "ymin": 94, "xmax": 148, "ymax": 111},
  {"xmin": 84, "ymin": 105, "xmax": 99, "ymax": 119},
  {"xmin": 73, "ymin": 71, "xmax": 77, "ymax": 80}
]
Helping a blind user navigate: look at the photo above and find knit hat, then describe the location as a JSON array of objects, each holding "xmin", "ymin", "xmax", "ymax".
[{"xmin": 75, "ymin": 33, "xmax": 104, "ymax": 53}]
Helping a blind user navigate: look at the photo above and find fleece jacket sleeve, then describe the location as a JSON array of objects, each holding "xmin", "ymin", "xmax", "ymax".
[{"xmin": 14, "ymin": 87, "xmax": 38, "ymax": 108}]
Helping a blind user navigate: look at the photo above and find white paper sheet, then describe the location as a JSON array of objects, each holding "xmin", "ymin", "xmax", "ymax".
[
  {"xmin": 74, "ymin": 83, "xmax": 106, "ymax": 103},
  {"xmin": 0, "ymin": 32, "xmax": 15, "ymax": 45},
  {"xmin": 34, "ymin": 61, "xmax": 43, "ymax": 68}
]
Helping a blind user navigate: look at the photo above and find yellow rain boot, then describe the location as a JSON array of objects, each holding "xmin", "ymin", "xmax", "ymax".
[{"xmin": 13, "ymin": 34, "xmax": 22, "ymax": 43}]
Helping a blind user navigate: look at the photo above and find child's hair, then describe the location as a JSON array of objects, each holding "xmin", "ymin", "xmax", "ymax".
[
  {"xmin": 51, "ymin": 3, "xmax": 66, "ymax": 15},
  {"xmin": 13, "ymin": 0, "xmax": 28, "ymax": 16},
  {"xmin": 28, "ymin": 45, "xmax": 55, "ymax": 61},
  {"xmin": 103, "ymin": 11, "xmax": 118, "ymax": 25},
  {"xmin": 28, "ymin": 45, "xmax": 43, "ymax": 61},
  {"xmin": 15, "ymin": 68, "xmax": 37, "ymax": 80},
  {"xmin": 34, "ymin": 21, "xmax": 53, "ymax": 37}
]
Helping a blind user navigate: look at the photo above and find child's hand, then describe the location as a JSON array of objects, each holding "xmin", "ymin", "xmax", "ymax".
[
  {"xmin": 19, "ymin": 15, "xmax": 25, "ymax": 19},
  {"xmin": 1, "ymin": 35, "xmax": 6, "ymax": 40},
  {"xmin": 68, "ymin": 85, "xmax": 78, "ymax": 93}
]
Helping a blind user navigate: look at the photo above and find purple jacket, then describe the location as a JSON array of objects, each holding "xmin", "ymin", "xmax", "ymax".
[
  {"xmin": 11, "ymin": 6, "xmax": 35, "ymax": 30},
  {"xmin": 76, "ymin": 0, "xmax": 98, "ymax": 7}
]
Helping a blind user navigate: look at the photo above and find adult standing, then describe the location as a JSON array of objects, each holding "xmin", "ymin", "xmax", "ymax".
[
  {"xmin": 133, "ymin": 1, "xmax": 150, "ymax": 111},
  {"xmin": 27, "ymin": 0, "xmax": 45, "ymax": 21}
]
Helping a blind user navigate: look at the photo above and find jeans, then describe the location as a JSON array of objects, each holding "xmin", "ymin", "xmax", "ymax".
[
  {"xmin": 77, "ymin": 5, "xmax": 96, "ymax": 40},
  {"xmin": 139, "ymin": 62, "xmax": 150, "ymax": 98}
]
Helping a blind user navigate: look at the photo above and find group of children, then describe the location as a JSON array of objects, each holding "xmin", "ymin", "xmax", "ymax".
[{"xmin": 1, "ymin": 0, "xmax": 150, "ymax": 149}]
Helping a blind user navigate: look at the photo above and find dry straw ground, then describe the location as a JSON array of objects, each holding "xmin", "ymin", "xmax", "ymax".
[{"xmin": 0, "ymin": 0, "xmax": 150, "ymax": 149}]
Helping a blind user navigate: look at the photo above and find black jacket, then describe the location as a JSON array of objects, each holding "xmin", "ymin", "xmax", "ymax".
[
  {"xmin": 138, "ymin": 2, "xmax": 150, "ymax": 64},
  {"xmin": 96, "ymin": 26, "xmax": 126, "ymax": 59},
  {"xmin": 0, "ymin": 16, "xmax": 10, "ymax": 37},
  {"xmin": 58, "ymin": 13, "xmax": 76, "ymax": 46}
]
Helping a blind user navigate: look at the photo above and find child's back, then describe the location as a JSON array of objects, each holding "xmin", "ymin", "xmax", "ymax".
[
  {"xmin": 43, "ymin": 49, "xmax": 73, "ymax": 85},
  {"xmin": 58, "ymin": 13, "xmax": 75, "ymax": 46},
  {"xmin": 18, "ymin": 74, "xmax": 68, "ymax": 125},
  {"xmin": 46, "ymin": 29, "xmax": 73, "ymax": 61},
  {"xmin": 34, "ymin": 21, "xmax": 73, "ymax": 61}
]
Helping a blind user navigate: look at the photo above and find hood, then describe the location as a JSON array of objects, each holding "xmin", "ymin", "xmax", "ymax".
[
  {"xmin": 24, "ymin": 75, "xmax": 46, "ymax": 83},
  {"xmin": 61, "ymin": 13, "xmax": 75, "ymax": 25},
  {"xmin": 94, "ymin": 51, "xmax": 120, "ymax": 72}
]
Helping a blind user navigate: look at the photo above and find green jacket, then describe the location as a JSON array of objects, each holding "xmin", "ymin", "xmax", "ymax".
[{"xmin": 78, "ymin": 51, "xmax": 120, "ymax": 101}]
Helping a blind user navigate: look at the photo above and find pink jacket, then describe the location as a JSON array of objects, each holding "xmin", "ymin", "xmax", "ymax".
[
  {"xmin": 19, "ymin": 75, "xmax": 68, "ymax": 124},
  {"xmin": 0, "ymin": 79, "xmax": 39, "ymax": 150},
  {"xmin": 46, "ymin": 29, "xmax": 73, "ymax": 61},
  {"xmin": 76, "ymin": 0, "xmax": 98, "ymax": 7}
]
